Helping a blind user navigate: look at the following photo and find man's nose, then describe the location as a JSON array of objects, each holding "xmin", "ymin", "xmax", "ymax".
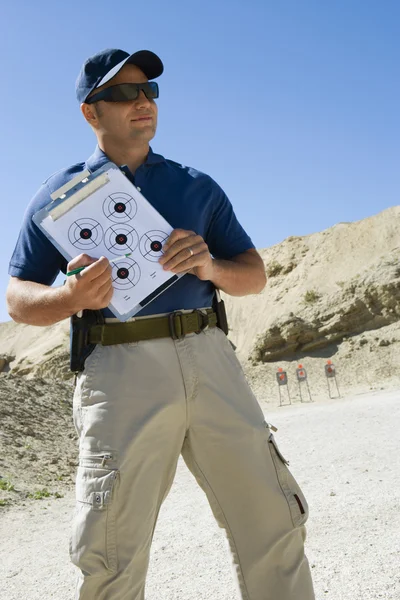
[{"xmin": 133, "ymin": 90, "xmax": 152, "ymax": 108}]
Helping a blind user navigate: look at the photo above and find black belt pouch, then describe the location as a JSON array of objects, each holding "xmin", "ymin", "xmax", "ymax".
[{"xmin": 70, "ymin": 309, "xmax": 104, "ymax": 373}]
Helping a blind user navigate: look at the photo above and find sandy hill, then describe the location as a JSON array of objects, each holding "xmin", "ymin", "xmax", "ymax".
[
  {"xmin": 0, "ymin": 319, "xmax": 70, "ymax": 379},
  {"xmin": 225, "ymin": 206, "xmax": 400, "ymax": 358}
]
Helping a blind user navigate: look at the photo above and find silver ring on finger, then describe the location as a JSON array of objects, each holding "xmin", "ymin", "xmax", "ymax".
[{"xmin": 188, "ymin": 247, "xmax": 194, "ymax": 257}]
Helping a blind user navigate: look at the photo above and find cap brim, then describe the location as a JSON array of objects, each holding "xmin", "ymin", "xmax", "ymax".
[
  {"xmin": 96, "ymin": 50, "xmax": 163, "ymax": 88},
  {"xmin": 126, "ymin": 50, "xmax": 164, "ymax": 80}
]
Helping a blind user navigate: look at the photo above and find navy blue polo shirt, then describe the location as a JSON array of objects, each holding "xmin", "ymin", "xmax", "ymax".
[{"xmin": 9, "ymin": 146, "xmax": 255, "ymax": 317}]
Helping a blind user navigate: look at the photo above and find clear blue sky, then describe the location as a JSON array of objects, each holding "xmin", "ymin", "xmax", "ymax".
[{"xmin": 1, "ymin": 0, "xmax": 399, "ymax": 322}]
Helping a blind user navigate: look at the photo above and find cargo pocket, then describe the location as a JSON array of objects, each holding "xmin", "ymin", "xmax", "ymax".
[
  {"xmin": 265, "ymin": 423, "xmax": 309, "ymax": 528},
  {"xmin": 70, "ymin": 461, "xmax": 119, "ymax": 576}
]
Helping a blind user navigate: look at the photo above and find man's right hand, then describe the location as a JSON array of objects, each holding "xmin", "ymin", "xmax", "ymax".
[{"xmin": 65, "ymin": 254, "xmax": 114, "ymax": 312}]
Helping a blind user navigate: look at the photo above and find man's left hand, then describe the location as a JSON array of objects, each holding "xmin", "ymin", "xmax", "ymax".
[{"xmin": 159, "ymin": 229, "xmax": 214, "ymax": 281}]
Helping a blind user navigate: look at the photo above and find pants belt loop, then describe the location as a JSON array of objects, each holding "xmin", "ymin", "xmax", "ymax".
[{"xmin": 168, "ymin": 311, "xmax": 184, "ymax": 340}]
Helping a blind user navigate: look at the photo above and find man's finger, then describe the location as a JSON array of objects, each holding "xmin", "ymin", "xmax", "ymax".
[
  {"xmin": 67, "ymin": 253, "xmax": 96, "ymax": 270},
  {"xmin": 171, "ymin": 252, "xmax": 210, "ymax": 274},
  {"xmin": 163, "ymin": 229, "xmax": 196, "ymax": 252},
  {"xmin": 161, "ymin": 235, "xmax": 203, "ymax": 263},
  {"xmin": 98, "ymin": 278, "xmax": 114, "ymax": 301},
  {"xmin": 162, "ymin": 243, "xmax": 207, "ymax": 271},
  {"xmin": 91, "ymin": 264, "xmax": 113, "ymax": 288},
  {"xmin": 79, "ymin": 256, "xmax": 111, "ymax": 281}
]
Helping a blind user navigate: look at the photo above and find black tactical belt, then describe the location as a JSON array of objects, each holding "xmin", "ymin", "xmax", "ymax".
[{"xmin": 88, "ymin": 309, "xmax": 218, "ymax": 346}]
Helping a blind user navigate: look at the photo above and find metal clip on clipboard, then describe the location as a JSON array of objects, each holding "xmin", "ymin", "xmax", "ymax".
[{"xmin": 49, "ymin": 169, "xmax": 110, "ymax": 220}]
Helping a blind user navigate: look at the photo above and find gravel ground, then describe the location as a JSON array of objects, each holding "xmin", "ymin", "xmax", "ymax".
[{"xmin": 1, "ymin": 388, "xmax": 399, "ymax": 600}]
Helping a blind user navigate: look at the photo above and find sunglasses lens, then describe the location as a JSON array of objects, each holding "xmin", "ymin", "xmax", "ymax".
[
  {"xmin": 145, "ymin": 82, "xmax": 159, "ymax": 99},
  {"xmin": 106, "ymin": 83, "xmax": 159, "ymax": 102},
  {"xmin": 107, "ymin": 84, "xmax": 140, "ymax": 101}
]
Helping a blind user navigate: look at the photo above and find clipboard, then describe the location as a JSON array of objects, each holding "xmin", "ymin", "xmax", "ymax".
[{"xmin": 33, "ymin": 162, "xmax": 184, "ymax": 321}]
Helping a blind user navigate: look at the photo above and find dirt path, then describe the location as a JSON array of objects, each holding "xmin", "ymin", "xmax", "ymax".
[{"xmin": 1, "ymin": 389, "xmax": 399, "ymax": 600}]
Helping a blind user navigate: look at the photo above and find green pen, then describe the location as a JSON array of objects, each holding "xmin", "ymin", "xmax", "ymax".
[{"xmin": 66, "ymin": 253, "xmax": 132, "ymax": 277}]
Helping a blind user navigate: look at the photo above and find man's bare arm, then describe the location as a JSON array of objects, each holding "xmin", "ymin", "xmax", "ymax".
[
  {"xmin": 208, "ymin": 249, "xmax": 267, "ymax": 296},
  {"xmin": 6, "ymin": 255, "xmax": 113, "ymax": 326},
  {"xmin": 160, "ymin": 229, "xmax": 267, "ymax": 297},
  {"xmin": 7, "ymin": 278, "xmax": 78, "ymax": 326}
]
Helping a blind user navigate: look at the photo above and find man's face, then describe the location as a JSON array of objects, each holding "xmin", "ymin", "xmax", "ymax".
[{"xmin": 86, "ymin": 63, "xmax": 158, "ymax": 144}]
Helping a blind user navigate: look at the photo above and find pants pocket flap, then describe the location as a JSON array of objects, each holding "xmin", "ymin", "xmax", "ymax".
[{"xmin": 76, "ymin": 466, "xmax": 118, "ymax": 508}]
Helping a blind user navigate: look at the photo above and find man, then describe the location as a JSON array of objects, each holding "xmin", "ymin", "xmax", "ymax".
[{"xmin": 6, "ymin": 49, "xmax": 315, "ymax": 600}]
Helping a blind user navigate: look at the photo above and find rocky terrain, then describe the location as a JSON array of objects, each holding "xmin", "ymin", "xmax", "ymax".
[
  {"xmin": 0, "ymin": 204, "xmax": 399, "ymax": 507},
  {"xmin": 0, "ymin": 376, "xmax": 76, "ymax": 506}
]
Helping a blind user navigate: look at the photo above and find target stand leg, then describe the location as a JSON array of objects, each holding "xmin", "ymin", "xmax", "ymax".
[
  {"xmin": 327, "ymin": 375, "xmax": 341, "ymax": 399},
  {"xmin": 298, "ymin": 381, "xmax": 303, "ymax": 403},
  {"xmin": 334, "ymin": 375, "xmax": 341, "ymax": 398},
  {"xmin": 305, "ymin": 379, "xmax": 313, "ymax": 402},
  {"xmin": 278, "ymin": 385, "xmax": 291, "ymax": 407}
]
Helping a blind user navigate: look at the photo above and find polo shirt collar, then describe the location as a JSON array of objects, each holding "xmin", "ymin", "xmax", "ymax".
[{"xmin": 85, "ymin": 145, "xmax": 165, "ymax": 173}]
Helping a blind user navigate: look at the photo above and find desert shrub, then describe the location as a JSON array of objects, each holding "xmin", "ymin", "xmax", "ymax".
[
  {"xmin": 27, "ymin": 488, "xmax": 63, "ymax": 500},
  {"xmin": 303, "ymin": 289, "xmax": 321, "ymax": 304},
  {"xmin": 266, "ymin": 261, "xmax": 284, "ymax": 277},
  {"xmin": 28, "ymin": 488, "xmax": 51, "ymax": 500},
  {"xmin": 283, "ymin": 261, "xmax": 297, "ymax": 274},
  {"xmin": 0, "ymin": 479, "xmax": 15, "ymax": 492}
]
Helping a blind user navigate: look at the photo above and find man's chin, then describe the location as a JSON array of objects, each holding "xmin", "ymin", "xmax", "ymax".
[{"xmin": 129, "ymin": 127, "xmax": 156, "ymax": 142}]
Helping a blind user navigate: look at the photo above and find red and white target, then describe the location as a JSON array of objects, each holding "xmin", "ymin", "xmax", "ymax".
[
  {"xmin": 103, "ymin": 192, "xmax": 137, "ymax": 223},
  {"xmin": 104, "ymin": 224, "xmax": 139, "ymax": 256},
  {"xmin": 68, "ymin": 218, "xmax": 104, "ymax": 250},
  {"xmin": 139, "ymin": 230, "xmax": 169, "ymax": 262},
  {"xmin": 111, "ymin": 258, "xmax": 141, "ymax": 291}
]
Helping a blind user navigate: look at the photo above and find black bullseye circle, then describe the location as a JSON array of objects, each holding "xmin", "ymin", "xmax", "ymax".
[
  {"xmin": 103, "ymin": 192, "xmax": 137, "ymax": 223},
  {"xmin": 112, "ymin": 258, "xmax": 140, "ymax": 290},
  {"xmin": 80, "ymin": 228, "xmax": 92, "ymax": 239},
  {"xmin": 150, "ymin": 241, "xmax": 162, "ymax": 252},
  {"xmin": 68, "ymin": 219, "xmax": 103, "ymax": 250},
  {"xmin": 116, "ymin": 234, "xmax": 127, "ymax": 245},
  {"xmin": 104, "ymin": 225, "xmax": 138, "ymax": 256},
  {"xmin": 117, "ymin": 268, "xmax": 129, "ymax": 279},
  {"xmin": 139, "ymin": 230, "xmax": 169, "ymax": 262}
]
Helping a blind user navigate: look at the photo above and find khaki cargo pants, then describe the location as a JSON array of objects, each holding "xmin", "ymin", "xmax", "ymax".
[{"xmin": 71, "ymin": 321, "xmax": 315, "ymax": 600}]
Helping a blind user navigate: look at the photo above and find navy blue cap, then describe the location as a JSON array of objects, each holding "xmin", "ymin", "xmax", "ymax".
[{"xmin": 75, "ymin": 48, "xmax": 164, "ymax": 103}]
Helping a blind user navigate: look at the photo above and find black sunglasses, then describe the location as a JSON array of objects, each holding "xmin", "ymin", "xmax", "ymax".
[{"xmin": 86, "ymin": 82, "xmax": 159, "ymax": 104}]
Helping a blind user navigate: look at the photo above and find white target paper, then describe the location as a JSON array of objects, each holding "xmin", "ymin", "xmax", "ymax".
[{"xmin": 33, "ymin": 163, "xmax": 182, "ymax": 320}]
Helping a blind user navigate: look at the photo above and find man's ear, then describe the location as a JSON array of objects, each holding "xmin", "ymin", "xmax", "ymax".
[{"xmin": 81, "ymin": 102, "xmax": 99, "ymax": 127}]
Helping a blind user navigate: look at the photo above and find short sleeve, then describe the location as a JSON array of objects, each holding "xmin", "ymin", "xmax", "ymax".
[
  {"xmin": 205, "ymin": 180, "xmax": 255, "ymax": 260},
  {"xmin": 8, "ymin": 184, "xmax": 67, "ymax": 285}
]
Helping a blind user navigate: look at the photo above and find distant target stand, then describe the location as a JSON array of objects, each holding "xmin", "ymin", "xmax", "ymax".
[
  {"xmin": 296, "ymin": 364, "xmax": 313, "ymax": 403},
  {"xmin": 325, "ymin": 360, "xmax": 341, "ymax": 399},
  {"xmin": 276, "ymin": 367, "xmax": 291, "ymax": 407}
]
